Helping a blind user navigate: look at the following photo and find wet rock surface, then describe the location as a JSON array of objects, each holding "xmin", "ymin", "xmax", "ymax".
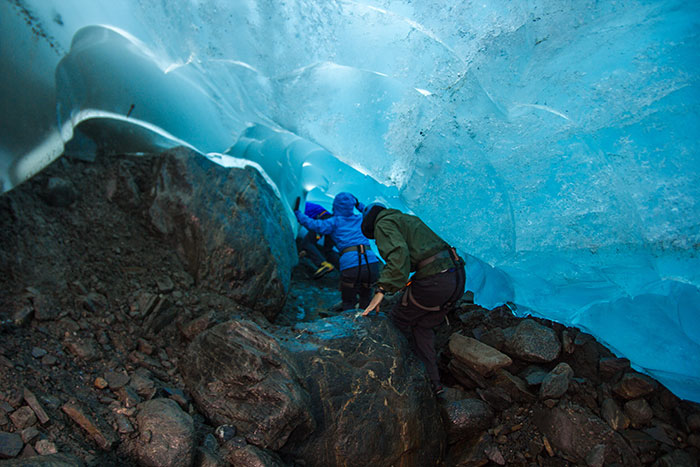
[{"xmin": 0, "ymin": 149, "xmax": 698, "ymax": 466}]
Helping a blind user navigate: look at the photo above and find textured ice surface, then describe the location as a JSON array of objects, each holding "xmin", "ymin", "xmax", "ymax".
[{"xmin": 1, "ymin": 1, "xmax": 698, "ymax": 400}]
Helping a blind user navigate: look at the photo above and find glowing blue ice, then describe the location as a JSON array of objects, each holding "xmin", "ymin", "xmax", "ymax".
[{"xmin": 1, "ymin": 1, "xmax": 698, "ymax": 401}]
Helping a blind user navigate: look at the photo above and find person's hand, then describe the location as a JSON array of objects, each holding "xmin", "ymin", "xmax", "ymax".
[
  {"xmin": 294, "ymin": 197, "xmax": 301, "ymax": 211},
  {"xmin": 362, "ymin": 291, "xmax": 385, "ymax": 316}
]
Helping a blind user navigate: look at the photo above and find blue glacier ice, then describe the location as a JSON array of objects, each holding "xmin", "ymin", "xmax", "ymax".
[{"xmin": 1, "ymin": 1, "xmax": 698, "ymax": 401}]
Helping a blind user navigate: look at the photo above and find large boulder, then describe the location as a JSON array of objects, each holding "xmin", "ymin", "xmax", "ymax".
[
  {"xmin": 534, "ymin": 404, "xmax": 639, "ymax": 465},
  {"xmin": 180, "ymin": 320, "xmax": 315, "ymax": 451},
  {"xmin": 504, "ymin": 319, "xmax": 561, "ymax": 363},
  {"xmin": 122, "ymin": 398, "xmax": 195, "ymax": 467},
  {"xmin": 147, "ymin": 147, "xmax": 296, "ymax": 319},
  {"xmin": 279, "ymin": 314, "xmax": 445, "ymax": 467}
]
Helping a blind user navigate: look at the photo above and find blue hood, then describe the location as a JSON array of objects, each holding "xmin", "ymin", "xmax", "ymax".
[{"xmin": 332, "ymin": 192, "xmax": 358, "ymax": 217}]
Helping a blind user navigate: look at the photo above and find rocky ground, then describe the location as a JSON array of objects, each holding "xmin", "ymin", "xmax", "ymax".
[{"xmin": 1, "ymin": 151, "xmax": 699, "ymax": 466}]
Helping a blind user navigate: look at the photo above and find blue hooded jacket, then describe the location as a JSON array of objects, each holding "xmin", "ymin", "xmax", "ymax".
[{"xmin": 295, "ymin": 192, "xmax": 378, "ymax": 271}]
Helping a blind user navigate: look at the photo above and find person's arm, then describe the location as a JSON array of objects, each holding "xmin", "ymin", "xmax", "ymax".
[
  {"xmin": 362, "ymin": 218, "xmax": 410, "ymax": 316},
  {"xmin": 295, "ymin": 210, "xmax": 335, "ymax": 235},
  {"xmin": 373, "ymin": 220, "xmax": 410, "ymax": 293}
]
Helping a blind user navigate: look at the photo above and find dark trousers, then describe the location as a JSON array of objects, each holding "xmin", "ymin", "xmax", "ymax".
[
  {"xmin": 340, "ymin": 262, "xmax": 379, "ymax": 309},
  {"xmin": 298, "ymin": 232, "xmax": 338, "ymax": 268},
  {"xmin": 389, "ymin": 268, "xmax": 461, "ymax": 386}
]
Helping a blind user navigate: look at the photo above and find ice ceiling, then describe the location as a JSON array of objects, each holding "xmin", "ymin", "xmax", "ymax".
[{"xmin": 1, "ymin": 1, "xmax": 699, "ymax": 401}]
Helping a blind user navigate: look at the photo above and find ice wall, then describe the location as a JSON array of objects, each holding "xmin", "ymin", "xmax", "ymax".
[{"xmin": 1, "ymin": 1, "xmax": 698, "ymax": 401}]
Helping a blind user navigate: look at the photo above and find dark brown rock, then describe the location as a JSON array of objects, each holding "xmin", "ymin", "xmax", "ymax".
[
  {"xmin": 534, "ymin": 404, "xmax": 639, "ymax": 465},
  {"xmin": 63, "ymin": 338, "xmax": 101, "ymax": 362},
  {"xmin": 601, "ymin": 398, "xmax": 630, "ymax": 431},
  {"xmin": 599, "ymin": 357, "xmax": 630, "ymax": 380},
  {"xmin": 0, "ymin": 453, "xmax": 85, "ymax": 466},
  {"xmin": 10, "ymin": 407, "xmax": 37, "ymax": 431},
  {"xmin": 22, "ymin": 389, "xmax": 49, "ymax": 425},
  {"xmin": 222, "ymin": 441, "xmax": 286, "ymax": 467},
  {"xmin": 613, "ymin": 372, "xmax": 658, "ymax": 399},
  {"xmin": 146, "ymin": 148, "xmax": 296, "ymax": 319},
  {"xmin": 61, "ymin": 402, "xmax": 115, "ymax": 451},
  {"xmin": 181, "ymin": 320, "xmax": 314, "ymax": 451},
  {"xmin": 448, "ymin": 333, "xmax": 512, "ymax": 376},
  {"xmin": 625, "ymin": 399, "xmax": 653, "ymax": 427},
  {"xmin": 441, "ymin": 398, "xmax": 494, "ymax": 444},
  {"xmin": 104, "ymin": 370, "xmax": 130, "ymax": 389},
  {"xmin": 122, "ymin": 398, "xmax": 194, "ymax": 467}
]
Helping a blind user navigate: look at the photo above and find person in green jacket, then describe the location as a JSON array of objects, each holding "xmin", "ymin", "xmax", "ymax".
[{"xmin": 360, "ymin": 203, "xmax": 465, "ymax": 395}]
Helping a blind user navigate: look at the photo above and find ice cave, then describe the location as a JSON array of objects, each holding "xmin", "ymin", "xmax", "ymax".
[{"xmin": 1, "ymin": 1, "xmax": 698, "ymax": 402}]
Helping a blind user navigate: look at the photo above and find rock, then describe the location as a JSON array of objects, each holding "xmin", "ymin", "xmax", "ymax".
[
  {"xmin": 476, "ymin": 387, "xmax": 512, "ymax": 411},
  {"xmin": 519, "ymin": 365, "xmax": 549, "ymax": 386},
  {"xmin": 0, "ymin": 453, "xmax": 85, "ymax": 466},
  {"xmin": 43, "ymin": 177, "xmax": 77, "ymax": 207},
  {"xmin": 20, "ymin": 426, "xmax": 39, "ymax": 443},
  {"xmin": 441, "ymin": 398, "xmax": 494, "ymax": 444},
  {"xmin": 61, "ymin": 402, "xmax": 115, "ymax": 451},
  {"xmin": 562, "ymin": 329, "xmax": 575, "ymax": 354},
  {"xmin": 214, "ymin": 425, "xmax": 237, "ymax": 443},
  {"xmin": 448, "ymin": 333, "xmax": 512, "ymax": 376},
  {"xmin": 147, "ymin": 148, "xmax": 296, "ymax": 319},
  {"xmin": 10, "ymin": 407, "xmax": 37, "ymax": 430},
  {"xmin": 282, "ymin": 314, "xmax": 445, "ymax": 466},
  {"xmin": 653, "ymin": 449, "xmax": 696, "ymax": 467},
  {"xmin": 504, "ymin": 319, "xmax": 561, "ymax": 363},
  {"xmin": 123, "ymin": 398, "xmax": 194, "ymax": 467},
  {"xmin": 40, "ymin": 355, "xmax": 57, "ymax": 366},
  {"xmin": 180, "ymin": 311, "xmax": 216, "ymax": 341},
  {"xmin": 539, "ymin": 362, "xmax": 574, "ymax": 399},
  {"xmin": 12, "ymin": 307, "xmax": 33, "ymax": 327},
  {"xmin": 181, "ymin": 319, "xmax": 314, "ymax": 451},
  {"xmin": 687, "ymin": 413, "xmax": 700, "ymax": 432},
  {"xmin": 128, "ymin": 371, "xmax": 155, "ymax": 398},
  {"xmin": 22, "ymin": 389, "xmax": 49, "ymax": 425},
  {"xmin": 601, "ymin": 398, "xmax": 630, "ymax": 431},
  {"xmin": 104, "ymin": 370, "xmax": 130, "ymax": 389},
  {"xmin": 30, "ymin": 292, "xmax": 61, "ymax": 321},
  {"xmin": 137, "ymin": 338, "xmax": 154, "ymax": 355},
  {"xmin": 586, "ymin": 443, "xmax": 606, "ymax": 467},
  {"xmin": 156, "ymin": 276, "xmax": 175, "ymax": 293},
  {"xmin": 64, "ymin": 338, "xmax": 101, "ymax": 362},
  {"xmin": 115, "ymin": 386, "xmax": 141, "ymax": 408},
  {"xmin": 491, "ymin": 369, "xmax": 536, "ymax": 402},
  {"xmin": 34, "ymin": 439, "xmax": 58, "ymax": 455},
  {"xmin": 222, "ymin": 441, "xmax": 286, "ymax": 467},
  {"xmin": 0, "ymin": 431, "xmax": 23, "ymax": 459},
  {"xmin": 143, "ymin": 297, "xmax": 177, "ymax": 335},
  {"xmin": 534, "ymin": 404, "xmax": 639, "ymax": 465},
  {"xmin": 599, "ymin": 357, "xmax": 630, "ymax": 380},
  {"xmin": 613, "ymin": 372, "xmax": 658, "ymax": 399},
  {"xmin": 30, "ymin": 348, "xmax": 47, "ymax": 359},
  {"xmin": 624, "ymin": 399, "xmax": 653, "ymax": 427},
  {"xmin": 479, "ymin": 327, "xmax": 506, "ymax": 351},
  {"xmin": 94, "ymin": 377, "xmax": 108, "ymax": 390},
  {"xmin": 447, "ymin": 358, "xmax": 487, "ymax": 389},
  {"xmin": 113, "ymin": 413, "xmax": 135, "ymax": 434}
]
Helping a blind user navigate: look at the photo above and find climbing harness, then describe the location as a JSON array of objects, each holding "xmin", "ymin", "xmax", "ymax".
[{"xmin": 400, "ymin": 247, "xmax": 466, "ymax": 313}]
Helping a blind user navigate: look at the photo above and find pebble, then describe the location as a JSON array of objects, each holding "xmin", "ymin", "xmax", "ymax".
[
  {"xmin": 34, "ymin": 439, "xmax": 58, "ymax": 455},
  {"xmin": 94, "ymin": 377, "xmax": 109, "ymax": 390},
  {"xmin": 31, "ymin": 347, "xmax": 47, "ymax": 358}
]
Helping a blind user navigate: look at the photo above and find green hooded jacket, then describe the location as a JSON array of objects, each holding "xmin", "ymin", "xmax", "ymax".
[{"xmin": 373, "ymin": 209, "xmax": 454, "ymax": 293}]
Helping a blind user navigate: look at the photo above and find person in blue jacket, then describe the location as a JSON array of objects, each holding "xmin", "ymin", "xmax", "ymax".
[
  {"xmin": 294, "ymin": 192, "xmax": 380, "ymax": 310},
  {"xmin": 297, "ymin": 201, "xmax": 338, "ymax": 278}
]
